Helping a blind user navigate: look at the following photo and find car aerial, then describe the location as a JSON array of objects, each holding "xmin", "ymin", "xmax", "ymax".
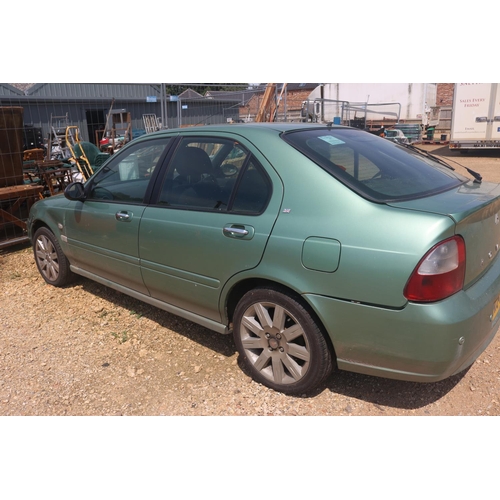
[{"xmin": 28, "ymin": 123, "xmax": 500, "ymax": 395}]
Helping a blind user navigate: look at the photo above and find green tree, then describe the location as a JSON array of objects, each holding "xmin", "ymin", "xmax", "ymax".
[{"xmin": 164, "ymin": 83, "xmax": 249, "ymax": 95}]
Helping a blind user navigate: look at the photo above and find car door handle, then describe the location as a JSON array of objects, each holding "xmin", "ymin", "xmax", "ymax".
[
  {"xmin": 115, "ymin": 211, "xmax": 132, "ymax": 222},
  {"xmin": 223, "ymin": 224, "xmax": 255, "ymax": 239},
  {"xmin": 224, "ymin": 226, "xmax": 248, "ymax": 236}
]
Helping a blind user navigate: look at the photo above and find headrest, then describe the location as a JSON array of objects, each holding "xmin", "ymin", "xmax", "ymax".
[{"xmin": 175, "ymin": 147, "xmax": 213, "ymax": 179}]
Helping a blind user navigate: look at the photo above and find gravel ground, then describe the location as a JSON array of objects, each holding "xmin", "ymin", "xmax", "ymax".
[{"xmin": 2, "ymin": 144, "xmax": 500, "ymax": 416}]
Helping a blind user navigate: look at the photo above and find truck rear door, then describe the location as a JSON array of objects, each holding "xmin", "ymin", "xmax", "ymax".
[
  {"xmin": 491, "ymin": 84, "xmax": 500, "ymax": 141},
  {"xmin": 452, "ymin": 83, "xmax": 491, "ymax": 142}
]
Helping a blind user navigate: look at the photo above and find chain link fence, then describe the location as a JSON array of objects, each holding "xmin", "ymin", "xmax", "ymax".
[
  {"xmin": 0, "ymin": 83, "xmax": 317, "ymax": 248},
  {"xmin": 0, "ymin": 83, "xmax": 313, "ymax": 152}
]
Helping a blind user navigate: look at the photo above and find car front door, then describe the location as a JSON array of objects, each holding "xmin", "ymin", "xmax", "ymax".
[
  {"xmin": 64, "ymin": 138, "xmax": 172, "ymax": 293},
  {"xmin": 139, "ymin": 135, "xmax": 283, "ymax": 322}
]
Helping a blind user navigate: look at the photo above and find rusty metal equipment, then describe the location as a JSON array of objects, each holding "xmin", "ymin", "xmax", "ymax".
[
  {"xmin": 0, "ymin": 106, "xmax": 44, "ymax": 247},
  {"xmin": 0, "ymin": 184, "xmax": 44, "ymax": 247}
]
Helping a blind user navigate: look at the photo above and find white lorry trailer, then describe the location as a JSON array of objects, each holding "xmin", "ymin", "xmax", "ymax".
[
  {"xmin": 301, "ymin": 83, "xmax": 438, "ymax": 132},
  {"xmin": 449, "ymin": 83, "xmax": 500, "ymax": 151}
]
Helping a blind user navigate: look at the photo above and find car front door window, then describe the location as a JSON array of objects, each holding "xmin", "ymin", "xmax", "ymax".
[{"xmin": 88, "ymin": 139, "xmax": 171, "ymax": 203}]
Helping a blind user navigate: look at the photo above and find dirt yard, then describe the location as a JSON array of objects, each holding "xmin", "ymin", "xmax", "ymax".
[{"xmin": 2, "ymin": 145, "xmax": 500, "ymax": 416}]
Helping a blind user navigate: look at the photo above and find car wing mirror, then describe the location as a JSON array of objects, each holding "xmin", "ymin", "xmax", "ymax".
[
  {"xmin": 221, "ymin": 164, "xmax": 238, "ymax": 177},
  {"xmin": 64, "ymin": 182, "xmax": 86, "ymax": 201}
]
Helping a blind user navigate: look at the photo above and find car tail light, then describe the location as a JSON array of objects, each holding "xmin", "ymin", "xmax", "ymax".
[{"xmin": 404, "ymin": 236, "xmax": 466, "ymax": 302}]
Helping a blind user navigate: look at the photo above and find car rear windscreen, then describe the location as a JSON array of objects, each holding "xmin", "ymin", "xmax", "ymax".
[{"xmin": 282, "ymin": 128, "xmax": 466, "ymax": 202}]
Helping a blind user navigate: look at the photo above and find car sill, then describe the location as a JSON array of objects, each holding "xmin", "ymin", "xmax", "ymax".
[{"xmin": 70, "ymin": 265, "xmax": 229, "ymax": 335}]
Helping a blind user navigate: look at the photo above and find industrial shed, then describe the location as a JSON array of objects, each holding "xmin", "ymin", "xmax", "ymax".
[
  {"xmin": 0, "ymin": 83, "xmax": 242, "ymax": 145},
  {"xmin": 0, "ymin": 83, "xmax": 244, "ymax": 248}
]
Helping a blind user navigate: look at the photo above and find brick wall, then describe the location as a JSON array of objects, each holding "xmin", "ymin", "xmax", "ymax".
[{"xmin": 437, "ymin": 83, "xmax": 454, "ymax": 106}]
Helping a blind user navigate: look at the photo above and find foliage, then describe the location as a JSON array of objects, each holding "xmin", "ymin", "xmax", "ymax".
[{"xmin": 164, "ymin": 83, "xmax": 250, "ymax": 96}]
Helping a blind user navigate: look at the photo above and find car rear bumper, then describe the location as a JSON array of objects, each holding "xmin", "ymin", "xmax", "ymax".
[{"xmin": 305, "ymin": 255, "xmax": 500, "ymax": 382}]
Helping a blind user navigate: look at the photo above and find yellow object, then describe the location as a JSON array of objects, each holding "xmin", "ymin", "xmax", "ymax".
[{"xmin": 66, "ymin": 126, "xmax": 93, "ymax": 180}]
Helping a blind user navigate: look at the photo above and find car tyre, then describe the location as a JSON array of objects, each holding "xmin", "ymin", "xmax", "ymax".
[
  {"xmin": 33, "ymin": 227, "xmax": 75, "ymax": 287},
  {"xmin": 233, "ymin": 287, "xmax": 333, "ymax": 395}
]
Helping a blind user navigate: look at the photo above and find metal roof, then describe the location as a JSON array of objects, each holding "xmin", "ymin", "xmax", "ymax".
[
  {"xmin": 205, "ymin": 89, "xmax": 259, "ymax": 105},
  {"xmin": 1, "ymin": 83, "xmax": 164, "ymax": 101},
  {"xmin": 0, "ymin": 83, "xmax": 25, "ymax": 96}
]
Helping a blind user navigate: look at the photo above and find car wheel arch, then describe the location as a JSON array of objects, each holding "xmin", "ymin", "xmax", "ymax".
[
  {"xmin": 224, "ymin": 278, "xmax": 336, "ymax": 359},
  {"xmin": 30, "ymin": 219, "xmax": 54, "ymax": 243}
]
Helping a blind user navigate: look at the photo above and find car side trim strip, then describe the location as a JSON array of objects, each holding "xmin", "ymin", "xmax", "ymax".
[{"xmin": 70, "ymin": 265, "xmax": 229, "ymax": 334}]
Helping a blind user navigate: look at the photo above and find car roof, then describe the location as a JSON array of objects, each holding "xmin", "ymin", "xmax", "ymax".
[{"xmin": 143, "ymin": 122, "xmax": 347, "ymax": 138}]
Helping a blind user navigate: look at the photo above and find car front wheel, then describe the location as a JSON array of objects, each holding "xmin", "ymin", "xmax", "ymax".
[
  {"xmin": 233, "ymin": 287, "xmax": 333, "ymax": 395},
  {"xmin": 33, "ymin": 227, "xmax": 74, "ymax": 287}
]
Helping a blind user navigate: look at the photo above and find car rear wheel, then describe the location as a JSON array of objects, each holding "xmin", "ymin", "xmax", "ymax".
[
  {"xmin": 233, "ymin": 287, "xmax": 333, "ymax": 395},
  {"xmin": 33, "ymin": 227, "xmax": 74, "ymax": 287}
]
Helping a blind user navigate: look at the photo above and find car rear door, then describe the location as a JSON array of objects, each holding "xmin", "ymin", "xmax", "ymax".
[{"xmin": 138, "ymin": 134, "xmax": 284, "ymax": 322}]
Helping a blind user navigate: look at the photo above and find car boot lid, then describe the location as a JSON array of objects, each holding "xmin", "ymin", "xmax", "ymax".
[{"xmin": 389, "ymin": 180, "xmax": 500, "ymax": 287}]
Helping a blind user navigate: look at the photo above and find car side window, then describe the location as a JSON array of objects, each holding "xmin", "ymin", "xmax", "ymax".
[
  {"xmin": 87, "ymin": 139, "xmax": 170, "ymax": 203},
  {"xmin": 230, "ymin": 159, "xmax": 271, "ymax": 214},
  {"xmin": 156, "ymin": 137, "xmax": 271, "ymax": 214}
]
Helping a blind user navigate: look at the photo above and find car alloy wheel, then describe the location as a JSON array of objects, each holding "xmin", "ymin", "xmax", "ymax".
[
  {"xmin": 33, "ymin": 227, "xmax": 74, "ymax": 287},
  {"xmin": 233, "ymin": 287, "xmax": 333, "ymax": 394}
]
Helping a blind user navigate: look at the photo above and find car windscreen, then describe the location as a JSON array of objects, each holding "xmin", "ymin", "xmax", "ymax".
[{"xmin": 282, "ymin": 128, "xmax": 467, "ymax": 202}]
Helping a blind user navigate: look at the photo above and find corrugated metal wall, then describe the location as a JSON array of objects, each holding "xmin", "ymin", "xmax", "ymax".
[
  {"xmin": 25, "ymin": 83, "xmax": 162, "ymax": 100},
  {"xmin": 0, "ymin": 84, "xmax": 243, "ymax": 144},
  {"xmin": 0, "ymin": 98, "xmax": 164, "ymax": 142}
]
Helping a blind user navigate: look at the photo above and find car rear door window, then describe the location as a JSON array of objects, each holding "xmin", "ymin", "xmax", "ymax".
[
  {"xmin": 231, "ymin": 159, "xmax": 271, "ymax": 214},
  {"xmin": 156, "ymin": 137, "xmax": 271, "ymax": 214}
]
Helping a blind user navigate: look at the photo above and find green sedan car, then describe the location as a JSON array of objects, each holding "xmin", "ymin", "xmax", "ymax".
[{"xmin": 28, "ymin": 123, "xmax": 500, "ymax": 394}]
